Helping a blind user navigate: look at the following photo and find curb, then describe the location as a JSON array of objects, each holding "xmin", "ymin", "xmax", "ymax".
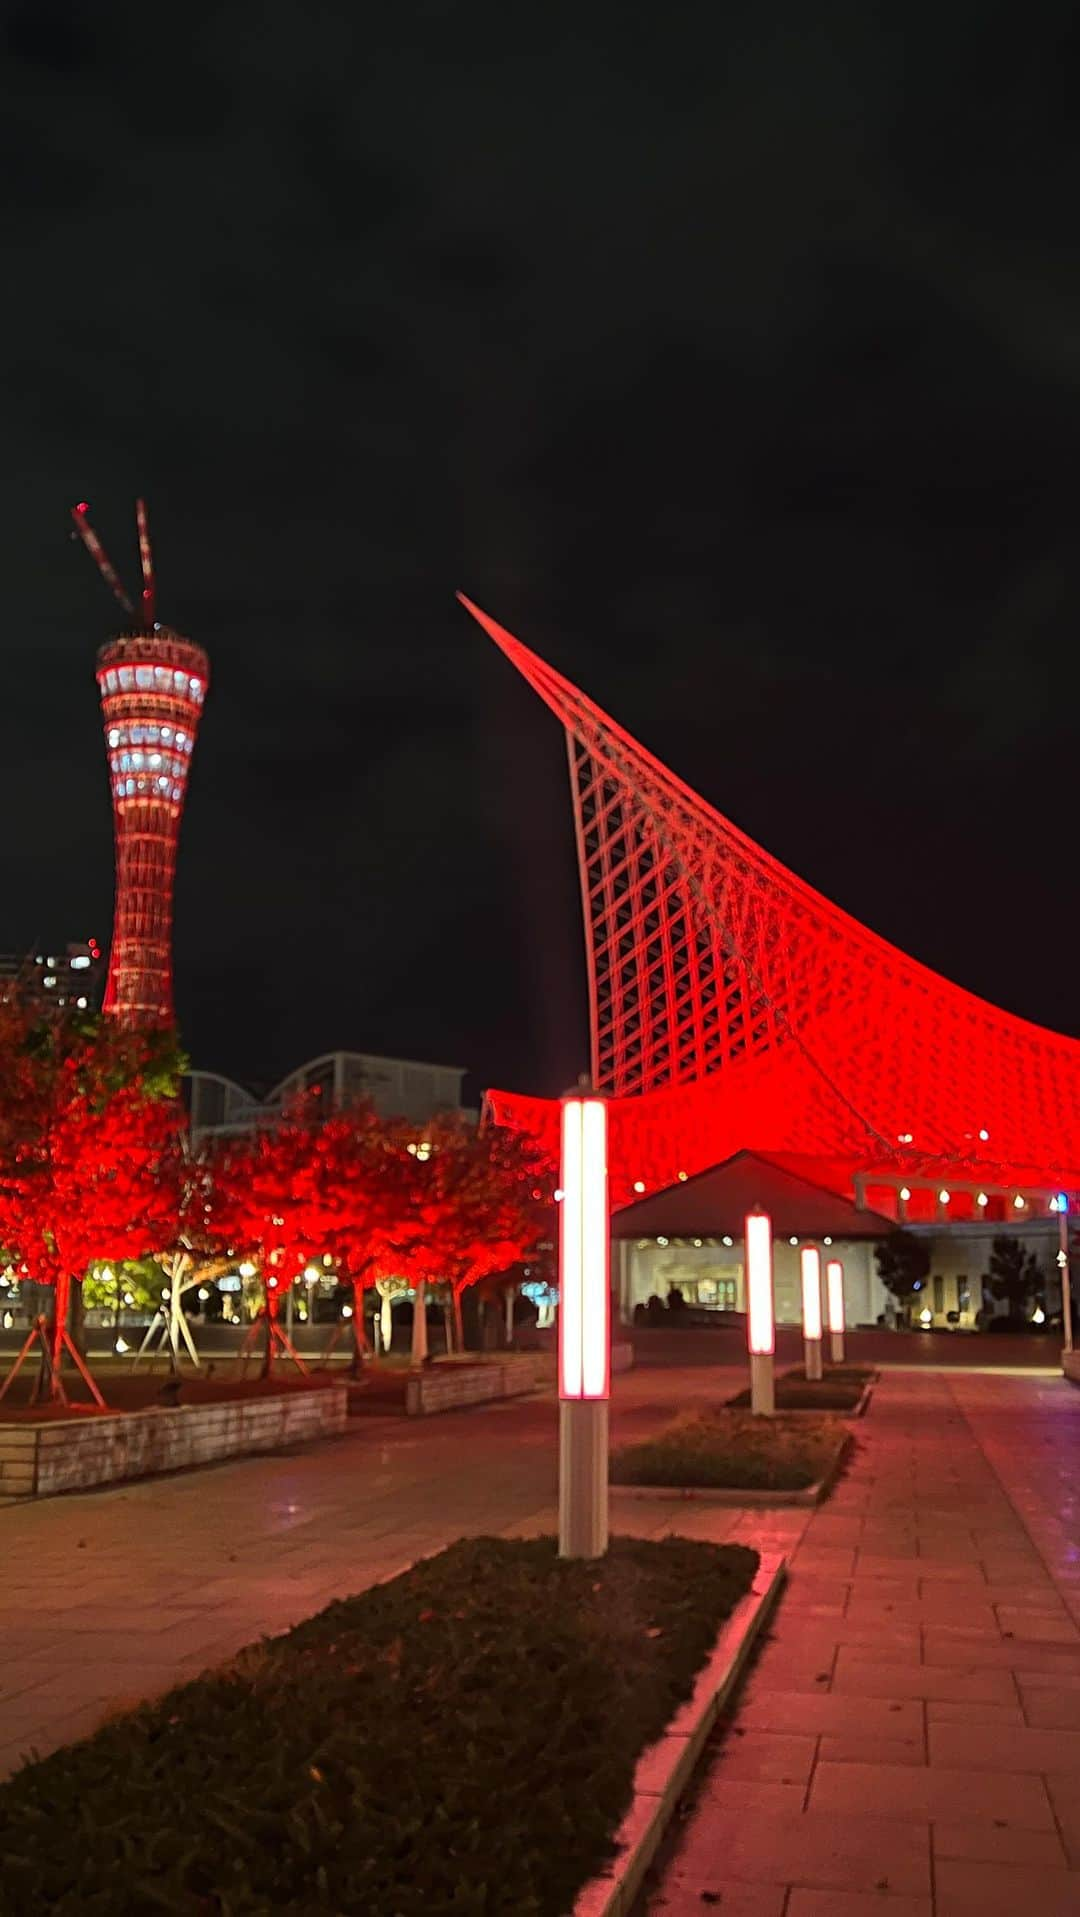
[
  {"xmin": 610, "ymin": 1433, "xmax": 850, "ymax": 1507},
  {"xmin": 573, "ymin": 1551, "xmax": 787, "ymax": 1916}
]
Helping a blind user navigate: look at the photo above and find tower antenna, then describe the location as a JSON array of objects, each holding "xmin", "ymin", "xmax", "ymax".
[
  {"xmin": 70, "ymin": 502, "xmax": 135, "ymax": 617},
  {"xmin": 135, "ymin": 497, "xmax": 156, "ymax": 627}
]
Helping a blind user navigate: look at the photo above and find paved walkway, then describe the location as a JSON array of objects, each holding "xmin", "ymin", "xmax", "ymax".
[
  {"xmin": 1, "ymin": 1364, "xmax": 1077, "ymax": 1917},
  {"xmin": 648, "ymin": 1368, "xmax": 1080, "ymax": 1917},
  {"xmin": 0, "ymin": 1364, "xmax": 755, "ymax": 1777}
]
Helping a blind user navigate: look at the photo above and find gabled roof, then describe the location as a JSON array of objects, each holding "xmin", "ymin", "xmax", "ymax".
[{"xmin": 611, "ymin": 1150, "xmax": 894, "ymax": 1241}]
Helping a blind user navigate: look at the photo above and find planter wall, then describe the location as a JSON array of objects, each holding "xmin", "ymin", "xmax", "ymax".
[
  {"xmin": 0, "ymin": 1386, "xmax": 347, "ymax": 1500},
  {"xmin": 404, "ymin": 1343, "xmax": 634, "ymax": 1417},
  {"xmin": 1064, "ymin": 1351, "xmax": 1080, "ymax": 1386}
]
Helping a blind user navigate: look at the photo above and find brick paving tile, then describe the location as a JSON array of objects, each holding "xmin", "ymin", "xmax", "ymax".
[
  {"xmin": 809, "ymin": 1758, "xmax": 1055, "ymax": 1829},
  {"xmin": 931, "ymin": 1820, "xmax": 1069, "ymax": 1867},
  {"xmin": 649, "ymin": 1882, "xmax": 786, "ymax": 1916},
  {"xmin": 737, "ymin": 1691, "xmax": 923, "ymax": 1738},
  {"xmin": 1046, "ymin": 1773, "xmax": 1080, "ymax": 1868},
  {"xmin": 818, "ymin": 1732, "xmax": 925, "ymax": 1767},
  {"xmin": 1021, "ymin": 1688, "xmax": 1080, "ymax": 1728},
  {"xmin": 996, "ymin": 1607, "xmax": 1080, "ymax": 1642},
  {"xmin": 831, "ymin": 1654, "xmax": 1018, "ymax": 1703},
  {"xmin": 933, "ymin": 1858, "xmax": 1080, "ymax": 1916},
  {"xmin": 649, "ymin": 1368, "xmax": 1080, "ymax": 1915},
  {"xmin": 786, "ymin": 1893, "xmax": 932, "ymax": 1917},
  {"xmin": 929, "ymin": 1720, "xmax": 1080, "ymax": 1773},
  {"xmin": 708, "ymin": 1729, "xmax": 817, "ymax": 1785},
  {"xmin": 653, "ymin": 1806, "xmax": 931, "ymax": 1897},
  {"xmin": 925, "ymin": 1697, "xmax": 1025, "ymax": 1725}
]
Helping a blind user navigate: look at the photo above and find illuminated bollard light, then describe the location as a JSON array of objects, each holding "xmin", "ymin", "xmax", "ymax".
[
  {"xmin": 827, "ymin": 1258, "xmax": 845, "ymax": 1364},
  {"xmin": 558, "ymin": 1088, "xmax": 609, "ymax": 1558},
  {"xmin": 746, "ymin": 1209, "xmax": 775, "ymax": 1416},
  {"xmin": 801, "ymin": 1245, "xmax": 823, "ymax": 1382}
]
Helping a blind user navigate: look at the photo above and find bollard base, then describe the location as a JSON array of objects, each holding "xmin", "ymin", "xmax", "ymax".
[
  {"xmin": 804, "ymin": 1337, "xmax": 823, "ymax": 1382},
  {"xmin": 750, "ymin": 1351, "xmax": 775, "ymax": 1416},
  {"xmin": 559, "ymin": 1398, "xmax": 609, "ymax": 1558},
  {"xmin": 830, "ymin": 1331, "xmax": 845, "ymax": 1364}
]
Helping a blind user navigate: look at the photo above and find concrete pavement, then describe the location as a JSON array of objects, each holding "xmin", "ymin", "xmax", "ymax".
[
  {"xmin": 647, "ymin": 1368, "xmax": 1080, "ymax": 1917},
  {"xmin": 0, "ymin": 1358, "xmax": 1077, "ymax": 1917}
]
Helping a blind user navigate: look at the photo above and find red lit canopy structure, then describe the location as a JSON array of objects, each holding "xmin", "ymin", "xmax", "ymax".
[{"xmin": 461, "ymin": 597, "xmax": 1080, "ymax": 1215}]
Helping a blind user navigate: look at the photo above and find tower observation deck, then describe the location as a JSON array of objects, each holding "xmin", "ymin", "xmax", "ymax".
[
  {"xmin": 96, "ymin": 629, "xmax": 209, "ymax": 1024},
  {"xmin": 73, "ymin": 500, "xmax": 209, "ymax": 1028}
]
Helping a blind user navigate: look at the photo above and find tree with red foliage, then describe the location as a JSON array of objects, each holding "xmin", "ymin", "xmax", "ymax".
[
  {"xmin": 393, "ymin": 1115, "xmax": 552, "ymax": 1353},
  {"xmin": 0, "ymin": 997, "xmax": 185, "ymax": 1403},
  {"xmin": 205, "ymin": 1094, "xmax": 352, "ymax": 1376}
]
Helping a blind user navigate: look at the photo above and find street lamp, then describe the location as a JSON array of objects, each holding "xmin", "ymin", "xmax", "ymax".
[
  {"xmin": 745, "ymin": 1209, "xmax": 775, "ymax": 1415},
  {"xmin": 800, "ymin": 1245, "xmax": 823, "ymax": 1381},
  {"xmin": 826, "ymin": 1259, "xmax": 845, "ymax": 1362},
  {"xmin": 558, "ymin": 1087, "xmax": 609, "ymax": 1558}
]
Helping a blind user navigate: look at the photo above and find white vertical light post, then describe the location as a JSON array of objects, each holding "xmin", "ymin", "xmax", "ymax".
[
  {"xmin": 1057, "ymin": 1199, "xmax": 1073, "ymax": 1356},
  {"xmin": 826, "ymin": 1258, "xmax": 845, "ymax": 1363},
  {"xmin": 800, "ymin": 1245, "xmax": 823, "ymax": 1381},
  {"xmin": 746, "ymin": 1209, "xmax": 775, "ymax": 1415},
  {"xmin": 558, "ymin": 1089, "xmax": 610, "ymax": 1559}
]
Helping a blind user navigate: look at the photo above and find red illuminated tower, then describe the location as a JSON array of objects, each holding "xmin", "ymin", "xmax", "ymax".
[{"xmin": 73, "ymin": 501, "xmax": 209, "ymax": 1027}]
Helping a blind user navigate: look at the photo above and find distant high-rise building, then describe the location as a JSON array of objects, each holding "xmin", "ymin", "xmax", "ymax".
[{"xmin": 0, "ymin": 939, "xmax": 105, "ymax": 1013}]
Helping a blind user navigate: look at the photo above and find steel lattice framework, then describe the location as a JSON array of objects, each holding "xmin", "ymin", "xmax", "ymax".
[
  {"xmin": 97, "ymin": 631, "xmax": 209, "ymax": 1026},
  {"xmin": 73, "ymin": 500, "xmax": 208, "ymax": 1028},
  {"xmin": 461, "ymin": 597, "xmax": 1080, "ymax": 1202}
]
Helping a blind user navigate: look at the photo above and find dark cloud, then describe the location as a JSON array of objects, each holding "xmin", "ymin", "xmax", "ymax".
[{"xmin": 1, "ymin": 1, "xmax": 1078, "ymax": 1100}]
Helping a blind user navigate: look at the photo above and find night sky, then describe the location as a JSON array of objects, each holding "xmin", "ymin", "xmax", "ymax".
[{"xmin": 3, "ymin": 3, "xmax": 1078, "ymax": 1104}]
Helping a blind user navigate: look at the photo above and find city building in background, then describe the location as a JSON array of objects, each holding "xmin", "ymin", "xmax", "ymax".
[
  {"xmin": 73, "ymin": 500, "xmax": 209, "ymax": 1028},
  {"xmin": 0, "ymin": 939, "xmax": 105, "ymax": 1013},
  {"xmin": 185, "ymin": 1050, "xmax": 469, "ymax": 1149}
]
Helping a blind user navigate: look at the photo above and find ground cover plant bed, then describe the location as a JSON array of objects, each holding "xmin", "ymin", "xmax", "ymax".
[
  {"xmin": 0, "ymin": 1533, "xmax": 758, "ymax": 1916},
  {"xmin": 610, "ymin": 1406, "xmax": 849, "ymax": 1492},
  {"xmin": 725, "ymin": 1362, "xmax": 875, "ymax": 1414}
]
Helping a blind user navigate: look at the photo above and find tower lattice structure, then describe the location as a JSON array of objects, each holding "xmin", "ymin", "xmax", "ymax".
[
  {"xmin": 74, "ymin": 501, "xmax": 209, "ymax": 1028},
  {"xmin": 461, "ymin": 596, "xmax": 1080, "ymax": 1203}
]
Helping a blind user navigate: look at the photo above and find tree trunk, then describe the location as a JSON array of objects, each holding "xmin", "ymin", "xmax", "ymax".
[
  {"xmin": 441, "ymin": 1292, "xmax": 454, "ymax": 1355},
  {"xmin": 411, "ymin": 1279, "xmax": 428, "ymax": 1365},
  {"xmin": 351, "ymin": 1280, "xmax": 369, "ymax": 1375},
  {"xmin": 380, "ymin": 1287, "xmax": 394, "ymax": 1354},
  {"xmin": 504, "ymin": 1285, "xmax": 515, "ymax": 1347},
  {"xmin": 69, "ymin": 1274, "xmax": 86, "ymax": 1357},
  {"xmin": 452, "ymin": 1286, "xmax": 464, "ymax": 1357},
  {"xmin": 262, "ymin": 1284, "xmax": 278, "ymax": 1380}
]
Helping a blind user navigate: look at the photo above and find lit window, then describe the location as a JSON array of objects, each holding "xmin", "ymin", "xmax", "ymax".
[
  {"xmin": 108, "ymin": 728, "xmax": 120, "ymax": 747},
  {"xmin": 160, "ymin": 725, "xmax": 172, "ymax": 741},
  {"xmin": 175, "ymin": 730, "xmax": 186, "ymax": 749},
  {"xmin": 173, "ymin": 670, "xmax": 188, "ymax": 692},
  {"xmin": 149, "ymin": 753, "xmax": 161, "ymax": 768},
  {"xmin": 190, "ymin": 677, "xmax": 203, "ymax": 701},
  {"xmin": 105, "ymin": 669, "xmax": 118, "ymax": 692},
  {"xmin": 131, "ymin": 750, "xmax": 144, "ymax": 770},
  {"xmin": 154, "ymin": 666, "xmax": 171, "ymax": 691},
  {"xmin": 172, "ymin": 783, "xmax": 182, "ymax": 800},
  {"xmin": 136, "ymin": 665, "xmax": 153, "ymax": 689},
  {"xmin": 118, "ymin": 666, "xmax": 134, "ymax": 690},
  {"xmin": 131, "ymin": 724, "xmax": 145, "ymax": 743}
]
